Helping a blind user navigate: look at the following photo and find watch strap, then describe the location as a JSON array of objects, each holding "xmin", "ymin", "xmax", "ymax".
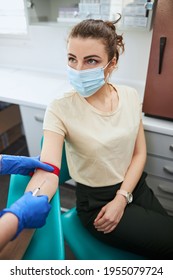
[
  {"xmin": 116, "ymin": 189, "xmax": 133, "ymax": 204},
  {"xmin": 117, "ymin": 189, "xmax": 128, "ymax": 197}
]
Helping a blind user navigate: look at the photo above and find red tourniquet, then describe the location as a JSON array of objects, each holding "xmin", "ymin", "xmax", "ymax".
[
  {"xmin": 29, "ymin": 162, "xmax": 60, "ymax": 176},
  {"xmin": 43, "ymin": 162, "xmax": 60, "ymax": 176}
]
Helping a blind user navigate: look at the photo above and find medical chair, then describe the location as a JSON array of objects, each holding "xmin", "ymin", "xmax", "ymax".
[{"xmin": 61, "ymin": 145, "xmax": 146, "ymax": 260}]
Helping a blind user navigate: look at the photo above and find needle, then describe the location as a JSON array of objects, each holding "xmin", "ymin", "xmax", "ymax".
[{"xmin": 32, "ymin": 180, "xmax": 46, "ymax": 196}]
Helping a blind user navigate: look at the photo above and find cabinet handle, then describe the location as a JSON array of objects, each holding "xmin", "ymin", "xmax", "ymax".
[
  {"xmin": 34, "ymin": 116, "xmax": 44, "ymax": 123},
  {"xmin": 158, "ymin": 37, "xmax": 167, "ymax": 74},
  {"xmin": 158, "ymin": 184, "xmax": 173, "ymax": 195},
  {"xmin": 163, "ymin": 166, "xmax": 173, "ymax": 175},
  {"xmin": 170, "ymin": 144, "xmax": 173, "ymax": 152}
]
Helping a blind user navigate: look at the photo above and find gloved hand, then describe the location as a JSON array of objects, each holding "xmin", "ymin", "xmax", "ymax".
[
  {"xmin": 0, "ymin": 192, "xmax": 52, "ymax": 238},
  {"xmin": 0, "ymin": 155, "xmax": 54, "ymax": 175}
]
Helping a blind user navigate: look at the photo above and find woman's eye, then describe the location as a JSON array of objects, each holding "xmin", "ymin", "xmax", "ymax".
[
  {"xmin": 87, "ymin": 59, "xmax": 98, "ymax": 65},
  {"xmin": 68, "ymin": 57, "xmax": 77, "ymax": 64}
]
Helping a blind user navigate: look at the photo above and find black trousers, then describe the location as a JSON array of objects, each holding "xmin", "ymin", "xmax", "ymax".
[{"xmin": 76, "ymin": 172, "xmax": 173, "ymax": 259}]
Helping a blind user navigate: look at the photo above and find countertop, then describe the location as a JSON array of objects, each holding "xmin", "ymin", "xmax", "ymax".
[
  {"xmin": 0, "ymin": 67, "xmax": 173, "ymax": 136},
  {"xmin": 0, "ymin": 67, "xmax": 71, "ymax": 109}
]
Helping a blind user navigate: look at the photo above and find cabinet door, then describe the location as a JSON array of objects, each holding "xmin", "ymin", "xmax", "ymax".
[
  {"xmin": 142, "ymin": 0, "xmax": 173, "ymax": 120},
  {"xmin": 20, "ymin": 105, "xmax": 45, "ymax": 156},
  {"xmin": 146, "ymin": 175, "xmax": 173, "ymax": 216}
]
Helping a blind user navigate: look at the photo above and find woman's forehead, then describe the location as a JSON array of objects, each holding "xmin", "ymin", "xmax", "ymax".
[{"xmin": 67, "ymin": 37, "xmax": 106, "ymax": 56}]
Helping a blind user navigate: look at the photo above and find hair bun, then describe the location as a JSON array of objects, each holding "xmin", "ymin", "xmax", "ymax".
[
  {"xmin": 105, "ymin": 13, "xmax": 121, "ymax": 32},
  {"xmin": 105, "ymin": 21, "xmax": 116, "ymax": 32}
]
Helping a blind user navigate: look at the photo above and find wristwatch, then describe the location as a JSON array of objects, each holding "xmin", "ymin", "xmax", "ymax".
[{"xmin": 116, "ymin": 189, "xmax": 133, "ymax": 204}]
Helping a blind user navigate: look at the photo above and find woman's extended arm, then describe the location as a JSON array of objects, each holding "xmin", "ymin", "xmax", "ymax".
[
  {"xmin": 0, "ymin": 213, "xmax": 18, "ymax": 251},
  {"xmin": 25, "ymin": 131, "xmax": 64, "ymax": 198},
  {"xmin": 94, "ymin": 121, "xmax": 147, "ymax": 233},
  {"xmin": 0, "ymin": 131, "xmax": 64, "ymax": 259}
]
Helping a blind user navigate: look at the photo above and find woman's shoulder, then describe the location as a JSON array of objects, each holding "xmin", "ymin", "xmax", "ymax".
[
  {"xmin": 115, "ymin": 84, "xmax": 140, "ymax": 102},
  {"xmin": 48, "ymin": 90, "xmax": 77, "ymax": 107},
  {"xmin": 115, "ymin": 84, "xmax": 138, "ymax": 95}
]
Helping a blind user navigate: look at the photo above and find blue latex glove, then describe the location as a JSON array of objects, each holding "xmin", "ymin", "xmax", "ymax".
[
  {"xmin": 0, "ymin": 155, "xmax": 54, "ymax": 175},
  {"xmin": 0, "ymin": 192, "xmax": 52, "ymax": 238}
]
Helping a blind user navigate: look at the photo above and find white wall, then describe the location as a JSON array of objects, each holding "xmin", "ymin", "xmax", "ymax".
[
  {"xmin": 111, "ymin": 29, "xmax": 152, "ymax": 95},
  {"xmin": 0, "ymin": 24, "xmax": 152, "ymax": 98},
  {"xmin": 0, "ymin": 25, "xmax": 70, "ymax": 73}
]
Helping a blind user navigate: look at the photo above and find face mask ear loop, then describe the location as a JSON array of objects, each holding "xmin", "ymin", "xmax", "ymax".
[
  {"xmin": 105, "ymin": 72, "xmax": 110, "ymax": 83},
  {"xmin": 104, "ymin": 56, "xmax": 117, "ymax": 70},
  {"xmin": 103, "ymin": 60, "xmax": 111, "ymax": 83},
  {"xmin": 103, "ymin": 60, "xmax": 111, "ymax": 70},
  {"xmin": 104, "ymin": 57, "xmax": 117, "ymax": 83}
]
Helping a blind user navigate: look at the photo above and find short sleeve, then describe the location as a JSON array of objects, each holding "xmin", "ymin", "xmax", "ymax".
[
  {"xmin": 133, "ymin": 88, "xmax": 142, "ymax": 120},
  {"xmin": 43, "ymin": 99, "xmax": 67, "ymax": 136}
]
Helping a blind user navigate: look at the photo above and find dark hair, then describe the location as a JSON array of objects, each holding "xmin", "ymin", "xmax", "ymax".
[{"xmin": 68, "ymin": 15, "xmax": 124, "ymax": 62}]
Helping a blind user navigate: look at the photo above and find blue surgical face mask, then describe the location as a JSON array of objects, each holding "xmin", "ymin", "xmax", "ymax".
[{"xmin": 67, "ymin": 61, "xmax": 111, "ymax": 97}]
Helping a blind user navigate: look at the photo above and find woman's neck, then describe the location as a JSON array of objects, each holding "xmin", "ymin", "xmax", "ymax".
[{"xmin": 85, "ymin": 83, "xmax": 118, "ymax": 112}]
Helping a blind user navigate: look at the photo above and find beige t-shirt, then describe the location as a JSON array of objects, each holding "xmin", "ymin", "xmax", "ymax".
[{"xmin": 43, "ymin": 85, "xmax": 142, "ymax": 187}]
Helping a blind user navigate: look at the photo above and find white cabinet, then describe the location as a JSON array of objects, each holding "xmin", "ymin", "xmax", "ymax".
[
  {"xmin": 20, "ymin": 105, "xmax": 45, "ymax": 156},
  {"xmin": 144, "ymin": 130, "xmax": 173, "ymax": 216},
  {"xmin": 28, "ymin": 0, "xmax": 155, "ymax": 31}
]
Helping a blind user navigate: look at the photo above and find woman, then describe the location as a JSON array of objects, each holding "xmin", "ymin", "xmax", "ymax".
[
  {"xmin": 0, "ymin": 154, "xmax": 52, "ymax": 251},
  {"xmin": 43, "ymin": 18, "xmax": 173, "ymax": 259},
  {"xmin": 2, "ymin": 17, "xmax": 173, "ymax": 260}
]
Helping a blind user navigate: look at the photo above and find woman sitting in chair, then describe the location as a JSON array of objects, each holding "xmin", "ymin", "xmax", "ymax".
[
  {"xmin": 2, "ymin": 16, "xmax": 173, "ymax": 260},
  {"xmin": 43, "ymin": 17, "xmax": 173, "ymax": 259}
]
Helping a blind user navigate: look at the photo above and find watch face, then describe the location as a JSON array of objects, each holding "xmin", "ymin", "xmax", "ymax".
[{"xmin": 127, "ymin": 193, "xmax": 133, "ymax": 203}]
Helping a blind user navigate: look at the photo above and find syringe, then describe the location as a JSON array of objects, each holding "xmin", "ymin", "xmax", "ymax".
[{"xmin": 32, "ymin": 180, "xmax": 46, "ymax": 196}]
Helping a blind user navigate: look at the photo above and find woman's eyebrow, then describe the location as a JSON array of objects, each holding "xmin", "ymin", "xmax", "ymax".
[
  {"xmin": 84, "ymin": 55, "xmax": 101, "ymax": 59},
  {"xmin": 68, "ymin": 53, "xmax": 76, "ymax": 57},
  {"xmin": 67, "ymin": 53, "xmax": 101, "ymax": 59}
]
